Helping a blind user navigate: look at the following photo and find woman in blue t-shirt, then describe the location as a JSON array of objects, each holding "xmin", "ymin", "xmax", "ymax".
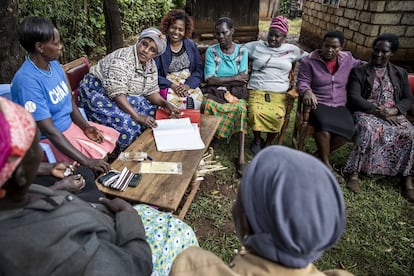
[{"xmin": 11, "ymin": 16, "xmax": 119, "ymax": 173}]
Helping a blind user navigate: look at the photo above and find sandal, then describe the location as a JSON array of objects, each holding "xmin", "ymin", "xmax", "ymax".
[
  {"xmin": 401, "ymin": 186, "xmax": 414, "ymax": 203},
  {"xmin": 234, "ymin": 158, "xmax": 246, "ymax": 177},
  {"xmin": 346, "ymin": 177, "xmax": 361, "ymax": 193}
]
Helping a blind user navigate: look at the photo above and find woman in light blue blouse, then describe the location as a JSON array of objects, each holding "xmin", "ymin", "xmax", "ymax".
[{"xmin": 202, "ymin": 17, "xmax": 249, "ymax": 175}]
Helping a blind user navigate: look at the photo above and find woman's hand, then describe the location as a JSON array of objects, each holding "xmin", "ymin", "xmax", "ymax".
[
  {"xmin": 165, "ymin": 102, "xmax": 180, "ymax": 119},
  {"xmin": 374, "ymin": 107, "xmax": 398, "ymax": 119},
  {"xmin": 303, "ymin": 90, "xmax": 318, "ymax": 109},
  {"xmin": 52, "ymin": 174, "xmax": 86, "ymax": 193},
  {"xmin": 234, "ymin": 73, "xmax": 249, "ymax": 84},
  {"xmin": 50, "ymin": 161, "xmax": 79, "ymax": 178},
  {"xmin": 171, "ymin": 83, "xmax": 190, "ymax": 97},
  {"xmin": 386, "ymin": 115, "xmax": 404, "ymax": 126},
  {"xmin": 84, "ymin": 126, "xmax": 104, "ymax": 143},
  {"xmin": 135, "ymin": 114, "xmax": 157, "ymax": 128},
  {"xmin": 84, "ymin": 158, "xmax": 111, "ymax": 173},
  {"xmin": 99, "ymin": 197, "xmax": 136, "ymax": 213}
]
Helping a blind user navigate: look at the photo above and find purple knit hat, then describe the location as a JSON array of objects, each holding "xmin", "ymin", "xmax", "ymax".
[{"xmin": 269, "ymin": 16, "xmax": 289, "ymax": 35}]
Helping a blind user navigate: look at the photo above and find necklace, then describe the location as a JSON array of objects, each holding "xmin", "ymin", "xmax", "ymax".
[
  {"xmin": 27, "ymin": 55, "xmax": 53, "ymax": 77},
  {"xmin": 170, "ymin": 41, "xmax": 183, "ymax": 53}
]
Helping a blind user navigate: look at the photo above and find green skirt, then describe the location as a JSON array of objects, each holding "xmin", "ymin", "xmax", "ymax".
[{"xmin": 202, "ymin": 97, "xmax": 248, "ymax": 139}]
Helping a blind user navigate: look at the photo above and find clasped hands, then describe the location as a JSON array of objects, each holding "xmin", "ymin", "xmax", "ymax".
[
  {"xmin": 171, "ymin": 83, "xmax": 191, "ymax": 97},
  {"xmin": 374, "ymin": 106, "xmax": 402, "ymax": 125}
]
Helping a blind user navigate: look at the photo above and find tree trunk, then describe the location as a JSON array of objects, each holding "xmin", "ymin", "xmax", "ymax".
[
  {"xmin": 103, "ymin": 0, "xmax": 123, "ymax": 54},
  {"xmin": 266, "ymin": 0, "xmax": 280, "ymax": 18},
  {"xmin": 0, "ymin": 0, "xmax": 24, "ymax": 83}
]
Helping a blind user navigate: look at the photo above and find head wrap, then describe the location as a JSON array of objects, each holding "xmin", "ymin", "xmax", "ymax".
[
  {"xmin": 0, "ymin": 97, "xmax": 36, "ymax": 188},
  {"xmin": 241, "ymin": 146, "xmax": 345, "ymax": 268},
  {"xmin": 269, "ymin": 16, "xmax": 289, "ymax": 35},
  {"xmin": 138, "ymin": 27, "xmax": 167, "ymax": 56}
]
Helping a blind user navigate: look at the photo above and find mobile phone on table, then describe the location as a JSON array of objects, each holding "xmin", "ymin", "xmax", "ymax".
[
  {"xmin": 128, "ymin": 173, "xmax": 142, "ymax": 187},
  {"xmin": 264, "ymin": 93, "xmax": 271, "ymax": 102},
  {"xmin": 97, "ymin": 171, "xmax": 119, "ymax": 187}
]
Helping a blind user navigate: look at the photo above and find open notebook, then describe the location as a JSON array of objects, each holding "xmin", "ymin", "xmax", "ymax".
[{"xmin": 153, "ymin": 117, "xmax": 205, "ymax": 152}]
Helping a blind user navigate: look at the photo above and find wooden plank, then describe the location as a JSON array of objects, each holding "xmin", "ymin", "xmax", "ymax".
[
  {"xmin": 178, "ymin": 178, "xmax": 201, "ymax": 220},
  {"xmin": 98, "ymin": 114, "xmax": 221, "ymax": 212}
]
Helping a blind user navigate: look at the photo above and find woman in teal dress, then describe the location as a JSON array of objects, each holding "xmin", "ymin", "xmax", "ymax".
[{"xmin": 202, "ymin": 17, "xmax": 249, "ymax": 175}]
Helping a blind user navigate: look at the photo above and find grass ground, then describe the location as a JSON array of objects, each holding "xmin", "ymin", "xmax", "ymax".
[
  {"xmin": 183, "ymin": 18, "xmax": 414, "ymax": 275},
  {"xmin": 185, "ymin": 114, "xmax": 414, "ymax": 275}
]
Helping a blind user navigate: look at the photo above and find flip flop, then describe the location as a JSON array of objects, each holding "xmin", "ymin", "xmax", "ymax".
[
  {"xmin": 346, "ymin": 177, "xmax": 361, "ymax": 193},
  {"xmin": 234, "ymin": 158, "xmax": 246, "ymax": 176}
]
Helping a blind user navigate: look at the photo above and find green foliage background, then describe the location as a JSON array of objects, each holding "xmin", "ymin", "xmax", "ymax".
[{"xmin": 18, "ymin": 0, "xmax": 185, "ymax": 62}]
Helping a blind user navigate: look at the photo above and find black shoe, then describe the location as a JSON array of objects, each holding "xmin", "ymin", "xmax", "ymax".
[{"xmin": 250, "ymin": 139, "xmax": 263, "ymax": 155}]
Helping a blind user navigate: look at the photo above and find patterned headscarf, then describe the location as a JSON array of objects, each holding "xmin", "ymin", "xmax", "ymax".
[
  {"xmin": 0, "ymin": 97, "xmax": 36, "ymax": 190},
  {"xmin": 241, "ymin": 146, "xmax": 345, "ymax": 268},
  {"xmin": 269, "ymin": 16, "xmax": 289, "ymax": 35},
  {"xmin": 138, "ymin": 27, "xmax": 167, "ymax": 56}
]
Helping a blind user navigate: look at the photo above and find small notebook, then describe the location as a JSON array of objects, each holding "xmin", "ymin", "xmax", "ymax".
[{"xmin": 153, "ymin": 118, "xmax": 205, "ymax": 152}]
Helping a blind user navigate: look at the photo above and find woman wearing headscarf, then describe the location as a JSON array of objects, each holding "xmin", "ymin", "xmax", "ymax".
[
  {"xmin": 0, "ymin": 97, "xmax": 198, "ymax": 275},
  {"xmin": 170, "ymin": 146, "xmax": 353, "ymax": 276},
  {"xmin": 11, "ymin": 16, "xmax": 118, "ymax": 173},
  {"xmin": 297, "ymin": 31, "xmax": 365, "ymax": 183},
  {"xmin": 202, "ymin": 17, "xmax": 249, "ymax": 175},
  {"xmin": 245, "ymin": 16, "xmax": 304, "ymax": 155},
  {"xmin": 78, "ymin": 27, "xmax": 180, "ymax": 150},
  {"xmin": 155, "ymin": 9, "xmax": 204, "ymax": 109},
  {"xmin": 343, "ymin": 34, "xmax": 414, "ymax": 202}
]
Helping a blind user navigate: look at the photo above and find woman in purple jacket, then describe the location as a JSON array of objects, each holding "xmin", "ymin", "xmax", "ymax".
[
  {"xmin": 155, "ymin": 9, "xmax": 204, "ymax": 109},
  {"xmin": 297, "ymin": 30, "xmax": 364, "ymax": 182}
]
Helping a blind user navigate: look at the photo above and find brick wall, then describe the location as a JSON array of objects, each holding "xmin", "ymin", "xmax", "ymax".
[{"xmin": 299, "ymin": 0, "xmax": 414, "ymax": 68}]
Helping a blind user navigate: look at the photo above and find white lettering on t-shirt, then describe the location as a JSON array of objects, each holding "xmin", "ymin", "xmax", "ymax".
[
  {"xmin": 24, "ymin": 101, "xmax": 37, "ymax": 113},
  {"xmin": 49, "ymin": 81, "xmax": 70, "ymax": 104}
]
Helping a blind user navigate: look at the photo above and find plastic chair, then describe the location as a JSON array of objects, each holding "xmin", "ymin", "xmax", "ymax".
[{"xmin": 0, "ymin": 84, "xmax": 11, "ymax": 100}]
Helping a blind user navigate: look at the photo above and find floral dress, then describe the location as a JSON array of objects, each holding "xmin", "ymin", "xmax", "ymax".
[{"xmin": 344, "ymin": 68, "xmax": 414, "ymax": 176}]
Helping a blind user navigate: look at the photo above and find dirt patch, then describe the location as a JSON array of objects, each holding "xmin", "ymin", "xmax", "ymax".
[{"xmin": 191, "ymin": 174, "xmax": 237, "ymax": 242}]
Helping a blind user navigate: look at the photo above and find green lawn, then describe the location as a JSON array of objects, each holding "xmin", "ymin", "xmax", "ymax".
[
  {"xmin": 185, "ymin": 109, "xmax": 414, "ymax": 274},
  {"xmin": 184, "ymin": 20, "xmax": 414, "ymax": 273}
]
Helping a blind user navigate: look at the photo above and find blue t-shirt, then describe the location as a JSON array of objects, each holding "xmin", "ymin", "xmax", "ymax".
[{"xmin": 11, "ymin": 60, "xmax": 73, "ymax": 138}]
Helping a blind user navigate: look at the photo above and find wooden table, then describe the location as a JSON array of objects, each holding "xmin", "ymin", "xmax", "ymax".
[{"xmin": 98, "ymin": 114, "xmax": 221, "ymax": 218}]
